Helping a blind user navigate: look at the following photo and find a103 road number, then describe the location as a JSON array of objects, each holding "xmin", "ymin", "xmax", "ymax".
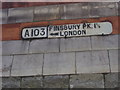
[{"xmin": 22, "ymin": 27, "xmax": 47, "ymax": 39}]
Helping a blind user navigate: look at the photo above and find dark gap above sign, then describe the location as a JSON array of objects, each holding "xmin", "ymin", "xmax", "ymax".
[{"xmin": 21, "ymin": 22, "xmax": 112, "ymax": 39}]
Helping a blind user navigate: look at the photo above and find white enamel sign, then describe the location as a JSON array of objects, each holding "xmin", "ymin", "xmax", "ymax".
[
  {"xmin": 22, "ymin": 27, "xmax": 47, "ymax": 39},
  {"xmin": 48, "ymin": 22, "xmax": 112, "ymax": 38},
  {"xmin": 22, "ymin": 22, "xmax": 112, "ymax": 39}
]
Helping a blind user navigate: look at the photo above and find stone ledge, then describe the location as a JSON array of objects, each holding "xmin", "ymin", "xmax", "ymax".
[
  {"xmin": 21, "ymin": 77, "xmax": 43, "ymax": 88},
  {"xmin": 2, "ymin": 73, "xmax": 119, "ymax": 88},
  {"xmin": 34, "ymin": 5, "xmax": 61, "ymax": 22},
  {"xmin": 88, "ymin": 2, "xmax": 118, "ymax": 18},
  {"xmin": 91, "ymin": 34, "xmax": 119, "ymax": 50},
  {"xmin": 11, "ymin": 54, "xmax": 43, "ymax": 76},
  {"xmin": 104, "ymin": 73, "xmax": 119, "ymax": 88},
  {"xmin": 1, "ymin": 2, "xmax": 118, "ymax": 24},
  {"xmin": 70, "ymin": 74, "xmax": 104, "ymax": 88},
  {"xmin": 2, "ymin": 34, "xmax": 119, "ymax": 55},
  {"xmin": 43, "ymin": 52, "xmax": 76, "ymax": 75},
  {"xmin": 2, "ymin": 77, "xmax": 21, "ymax": 88},
  {"xmin": 0, "ymin": 9, "xmax": 8, "ymax": 24},
  {"xmin": 43, "ymin": 75, "xmax": 69, "ymax": 88},
  {"xmin": 1, "ymin": 49, "xmax": 119, "ymax": 77},
  {"xmin": 76, "ymin": 50, "xmax": 110, "ymax": 74},
  {"xmin": 61, "ymin": 3, "xmax": 89, "ymax": 19},
  {"xmin": 60, "ymin": 37, "xmax": 91, "ymax": 52},
  {"xmin": 109, "ymin": 49, "xmax": 119, "ymax": 72},
  {"xmin": 29, "ymin": 39, "xmax": 59, "ymax": 54},
  {"xmin": 2, "ymin": 40, "xmax": 29, "ymax": 55},
  {"xmin": 8, "ymin": 7, "xmax": 34, "ymax": 24},
  {"xmin": 2, "ymin": 56, "xmax": 13, "ymax": 77}
]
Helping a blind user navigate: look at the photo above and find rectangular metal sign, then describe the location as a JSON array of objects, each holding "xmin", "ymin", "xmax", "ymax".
[
  {"xmin": 22, "ymin": 22, "xmax": 112, "ymax": 39},
  {"xmin": 48, "ymin": 22, "xmax": 112, "ymax": 38},
  {"xmin": 22, "ymin": 27, "xmax": 47, "ymax": 39}
]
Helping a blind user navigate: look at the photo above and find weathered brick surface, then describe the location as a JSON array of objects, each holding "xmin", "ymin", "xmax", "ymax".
[
  {"xmin": 1, "ymin": 2, "xmax": 120, "ymax": 89},
  {"xmin": 2, "ymin": 2, "xmax": 75, "ymax": 9},
  {"xmin": 2, "ymin": 40, "xmax": 29, "ymax": 55},
  {"xmin": 43, "ymin": 75, "xmax": 69, "ymax": 88},
  {"xmin": 8, "ymin": 7, "xmax": 33, "ymax": 23},
  {"xmin": 76, "ymin": 50, "xmax": 110, "ymax": 74},
  {"xmin": 105, "ymin": 73, "xmax": 119, "ymax": 88},
  {"xmin": 60, "ymin": 37, "xmax": 91, "ymax": 52},
  {"xmin": 2, "ymin": 16, "xmax": 119, "ymax": 41},
  {"xmin": 2, "ymin": 24, "xmax": 21, "ymax": 40},
  {"xmin": 34, "ymin": 5, "xmax": 61, "ymax": 21},
  {"xmin": 2, "ymin": 77, "xmax": 21, "ymax": 88},
  {"xmin": 61, "ymin": 3, "xmax": 89, "ymax": 19},
  {"xmin": 70, "ymin": 74, "xmax": 104, "ymax": 88},
  {"xmin": 89, "ymin": 2, "xmax": 118, "ymax": 17},
  {"xmin": 0, "ymin": 9, "xmax": 8, "ymax": 24},
  {"xmin": 1, "ymin": 2, "xmax": 118, "ymax": 24},
  {"xmin": 29, "ymin": 39, "xmax": 59, "ymax": 54},
  {"xmin": 91, "ymin": 35, "xmax": 119, "ymax": 50},
  {"xmin": 20, "ymin": 21, "xmax": 49, "ymax": 28},
  {"xmin": 6, "ymin": 3, "xmax": 120, "ymax": 23},
  {"xmin": 109, "ymin": 49, "xmax": 118, "ymax": 72},
  {"xmin": 43, "ymin": 52, "xmax": 75, "ymax": 75},
  {"xmin": 11, "ymin": 54, "xmax": 43, "ymax": 76},
  {"xmin": 2, "ymin": 56, "xmax": 13, "ymax": 77},
  {"xmin": 21, "ymin": 77, "xmax": 43, "ymax": 88}
]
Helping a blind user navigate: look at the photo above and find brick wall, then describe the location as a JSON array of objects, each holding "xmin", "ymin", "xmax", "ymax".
[{"xmin": 1, "ymin": 2, "xmax": 120, "ymax": 88}]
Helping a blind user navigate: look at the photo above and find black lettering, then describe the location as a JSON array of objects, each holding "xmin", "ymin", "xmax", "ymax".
[
  {"xmin": 73, "ymin": 25, "xmax": 77, "ymax": 29},
  {"xmin": 73, "ymin": 31, "xmax": 77, "ymax": 35},
  {"xmin": 94, "ymin": 23, "xmax": 100, "ymax": 28},
  {"xmin": 24, "ymin": 30, "xmax": 30, "ymax": 37},
  {"xmin": 40, "ymin": 28, "xmax": 45, "ymax": 36},
  {"xmin": 68, "ymin": 25, "xmax": 73, "ymax": 30},
  {"xmin": 49, "ymin": 26, "xmax": 53, "ymax": 31},
  {"xmin": 78, "ymin": 30, "xmax": 81, "ymax": 35},
  {"xmin": 87, "ymin": 23, "xmax": 92, "ymax": 29},
  {"xmin": 68, "ymin": 31, "xmax": 73, "ymax": 36},
  {"xmin": 34, "ymin": 29, "xmax": 39, "ymax": 36},
  {"xmin": 64, "ymin": 25, "xmax": 68, "ymax": 30},
  {"xmin": 60, "ymin": 31, "xmax": 64, "ymax": 36},
  {"xmin": 64, "ymin": 31, "xmax": 68, "ymax": 37},
  {"xmin": 60, "ymin": 25, "xmax": 64, "ymax": 30},
  {"xmin": 54, "ymin": 26, "xmax": 60, "ymax": 31},
  {"xmin": 76, "ymin": 24, "xmax": 81, "ymax": 29},
  {"xmin": 82, "ymin": 30, "xmax": 86, "ymax": 35},
  {"xmin": 31, "ymin": 29, "xmax": 33, "ymax": 37},
  {"xmin": 83, "ymin": 23, "xmax": 87, "ymax": 29}
]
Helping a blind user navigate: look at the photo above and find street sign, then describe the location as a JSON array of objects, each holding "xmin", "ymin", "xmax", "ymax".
[
  {"xmin": 21, "ymin": 22, "xmax": 112, "ymax": 39},
  {"xmin": 22, "ymin": 27, "xmax": 47, "ymax": 39},
  {"xmin": 48, "ymin": 22, "xmax": 112, "ymax": 38}
]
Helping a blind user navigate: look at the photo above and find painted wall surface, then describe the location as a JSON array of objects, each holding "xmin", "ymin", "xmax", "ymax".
[{"xmin": 1, "ymin": 2, "xmax": 119, "ymax": 88}]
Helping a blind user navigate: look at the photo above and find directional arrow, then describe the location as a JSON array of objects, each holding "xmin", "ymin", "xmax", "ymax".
[{"xmin": 50, "ymin": 33, "xmax": 59, "ymax": 36}]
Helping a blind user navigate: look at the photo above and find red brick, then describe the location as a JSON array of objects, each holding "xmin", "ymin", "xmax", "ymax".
[
  {"xmin": 2, "ymin": 2, "xmax": 77, "ymax": 9},
  {"xmin": 2, "ymin": 24, "xmax": 21, "ymax": 40},
  {"xmin": 20, "ymin": 21, "xmax": 49, "ymax": 29},
  {"xmin": 2, "ymin": 16, "xmax": 119, "ymax": 41}
]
